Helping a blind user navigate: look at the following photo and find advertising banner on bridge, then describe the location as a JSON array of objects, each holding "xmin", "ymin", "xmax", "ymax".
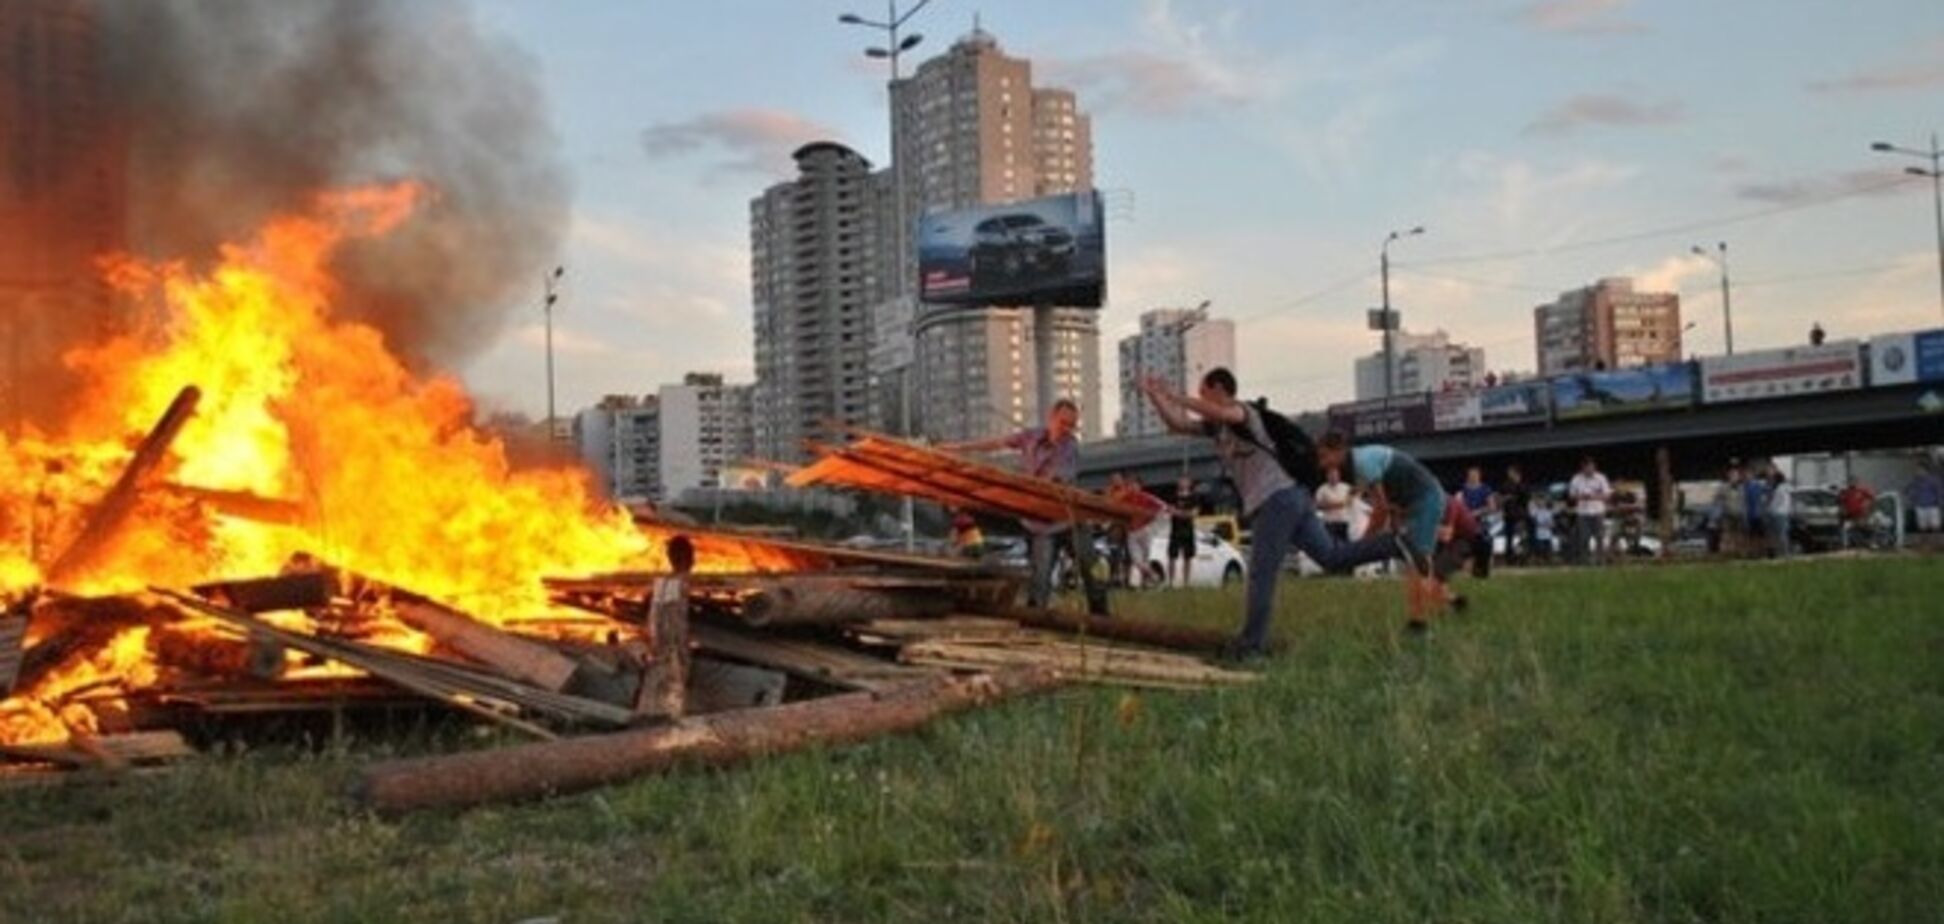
[
  {"xmin": 1432, "ymin": 391, "xmax": 1481, "ymax": 431},
  {"xmin": 1698, "ymin": 341, "xmax": 1863, "ymax": 404},
  {"xmin": 1478, "ymin": 381, "xmax": 1551, "ymax": 428},
  {"xmin": 1549, "ymin": 363, "xmax": 1695, "ymax": 420},
  {"xmin": 1326, "ymin": 394, "xmax": 1434, "ymax": 439},
  {"xmin": 1868, "ymin": 330, "xmax": 1944, "ymax": 386}
]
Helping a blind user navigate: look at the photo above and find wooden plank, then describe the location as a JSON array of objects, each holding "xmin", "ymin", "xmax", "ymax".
[
  {"xmin": 691, "ymin": 622, "xmax": 940, "ymax": 693},
  {"xmin": 159, "ymin": 484, "xmax": 306, "ymax": 525},
  {"xmin": 190, "ymin": 572, "xmax": 333, "ymax": 614},
  {"xmin": 47, "ymin": 386, "xmax": 201, "ymax": 585},
  {"xmin": 392, "ymin": 599, "xmax": 581, "ymax": 693},
  {"xmin": 0, "ymin": 730, "xmax": 195, "ymax": 769},
  {"xmin": 788, "ymin": 433, "xmax": 1144, "ymax": 527},
  {"xmin": 899, "ymin": 638, "xmax": 1258, "ymax": 690},
  {"xmin": 0, "ymin": 608, "xmax": 25, "ymax": 694}
]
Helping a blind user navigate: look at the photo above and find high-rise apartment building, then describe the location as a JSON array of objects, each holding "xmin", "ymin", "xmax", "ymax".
[
  {"xmin": 574, "ymin": 395, "xmax": 662, "ymax": 504},
  {"xmin": 1354, "ymin": 330, "xmax": 1488, "ymax": 399},
  {"xmin": 1533, "ymin": 278, "xmax": 1683, "ymax": 375},
  {"xmin": 0, "ymin": 0, "xmax": 125, "ymax": 427},
  {"xmin": 882, "ymin": 28, "xmax": 1103, "ymax": 442},
  {"xmin": 1117, "ymin": 308, "xmax": 1236, "ymax": 438},
  {"xmin": 749, "ymin": 142, "xmax": 887, "ymax": 463},
  {"xmin": 658, "ymin": 373, "xmax": 755, "ymax": 499}
]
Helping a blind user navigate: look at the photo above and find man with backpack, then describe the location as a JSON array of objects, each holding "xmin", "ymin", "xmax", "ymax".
[{"xmin": 1139, "ymin": 368, "xmax": 1397, "ymax": 659}]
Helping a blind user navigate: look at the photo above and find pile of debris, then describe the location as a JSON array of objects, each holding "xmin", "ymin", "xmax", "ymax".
[{"xmin": 1, "ymin": 417, "xmax": 1253, "ymax": 810}]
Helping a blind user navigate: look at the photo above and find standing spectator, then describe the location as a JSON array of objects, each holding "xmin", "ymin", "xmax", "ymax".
[
  {"xmin": 1720, "ymin": 464, "xmax": 1748, "ymax": 556},
  {"xmin": 1316, "ymin": 466, "xmax": 1354, "ymax": 544},
  {"xmin": 1500, "ymin": 465, "xmax": 1534, "ymax": 565},
  {"xmin": 1837, "ymin": 475, "xmax": 1877, "ymax": 548},
  {"xmin": 1459, "ymin": 466, "xmax": 1497, "ymax": 578},
  {"xmin": 1743, "ymin": 466, "xmax": 1771, "ymax": 554},
  {"xmin": 1103, "ymin": 474, "xmax": 1133, "ymax": 587},
  {"xmin": 1766, "ymin": 468, "xmax": 1794, "ymax": 558},
  {"xmin": 1907, "ymin": 466, "xmax": 1943, "ymax": 533},
  {"xmin": 940, "ymin": 399, "xmax": 1108, "ymax": 615},
  {"xmin": 950, "ymin": 510, "xmax": 986, "ymax": 559},
  {"xmin": 1168, "ymin": 477, "xmax": 1199, "ymax": 587},
  {"xmin": 1568, "ymin": 456, "xmax": 1612, "ymax": 565},
  {"xmin": 1531, "ymin": 499, "xmax": 1558, "ymax": 563},
  {"xmin": 1108, "ymin": 474, "xmax": 1170, "ymax": 587}
]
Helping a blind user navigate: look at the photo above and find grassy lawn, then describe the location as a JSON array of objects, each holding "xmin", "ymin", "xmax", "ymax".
[{"xmin": 3, "ymin": 557, "xmax": 1941, "ymax": 923}]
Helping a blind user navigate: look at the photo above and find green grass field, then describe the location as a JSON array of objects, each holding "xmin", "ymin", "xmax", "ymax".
[{"xmin": 4, "ymin": 558, "xmax": 1941, "ymax": 923}]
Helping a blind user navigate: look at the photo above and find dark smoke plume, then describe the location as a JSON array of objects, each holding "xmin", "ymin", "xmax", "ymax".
[{"xmin": 103, "ymin": 0, "xmax": 568, "ymax": 368}]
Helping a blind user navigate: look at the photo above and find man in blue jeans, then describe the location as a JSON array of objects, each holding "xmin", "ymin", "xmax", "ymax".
[{"xmin": 1139, "ymin": 368, "xmax": 1396, "ymax": 659}]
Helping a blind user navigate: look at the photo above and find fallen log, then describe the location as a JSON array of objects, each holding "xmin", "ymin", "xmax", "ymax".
[
  {"xmin": 46, "ymin": 385, "xmax": 201, "ymax": 586},
  {"xmin": 1002, "ymin": 607, "xmax": 1249, "ymax": 654},
  {"xmin": 900, "ymin": 638, "xmax": 1259, "ymax": 690},
  {"xmin": 691, "ymin": 622, "xmax": 940, "ymax": 693},
  {"xmin": 731, "ymin": 580, "xmax": 949, "ymax": 628},
  {"xmin": 356, "ymin": 667, "xmax": 1061, "ymax": 814}
]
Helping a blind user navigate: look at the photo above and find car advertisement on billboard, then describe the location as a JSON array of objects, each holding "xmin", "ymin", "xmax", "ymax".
[
  {"xmin": 1326, "ymin": 394, "xmax": 1435, "ymax": 439},
  {"xmin": 917, "ymin": 191, "xmax": 1105, "ymax": 308},
  {"xmin": 1698, "ymin": 341, "xmax": 1863, "ymax": 404},
  {"xmin": 1549, "ymin": 363, "xmax": 1696, "ymax": 420},
  {"xmin": 1869, "ymin": 330, "xmax": 1944, "ymax": 387}
]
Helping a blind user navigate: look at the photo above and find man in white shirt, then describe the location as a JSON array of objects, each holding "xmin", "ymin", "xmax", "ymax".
[
  {"xmin": 1315, "ymin": 466, "xmax": 1354, "ymax": 545},
  {"xmin": 1568, "ymin": 456, "xmax": 1612, "ymax": 565}
]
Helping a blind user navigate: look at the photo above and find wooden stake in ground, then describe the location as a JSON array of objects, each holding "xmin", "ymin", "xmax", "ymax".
[
  {"xmin": 356, "ymin": 667, "xmax": 1063, "ymax": 814},
  {"xmin": 634, "ymin": 574, "xmax": 690, "ymax": 719},
  {"xmin": 46, "ymin": 386, "xmax": 201, "ymax": 586}
]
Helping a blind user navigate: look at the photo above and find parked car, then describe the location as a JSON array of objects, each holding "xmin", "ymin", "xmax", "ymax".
[
  {"xmin": 967, "ymin": 213, "xmax": 1075, "ymax": 286},
  {"xmin": 1143, "ymin": 528, "xmax": 1247, "ymax": 588}
]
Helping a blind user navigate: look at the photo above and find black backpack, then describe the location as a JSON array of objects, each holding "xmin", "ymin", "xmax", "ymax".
[{"xmin": 1229, "ymin": 398, "xmax": 1322, "ymax": 490}]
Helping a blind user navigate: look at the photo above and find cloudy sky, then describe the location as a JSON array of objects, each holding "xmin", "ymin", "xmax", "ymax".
[{"xmin": 459, "ymin": 0, "xmax": 1944, "ymax": 427}]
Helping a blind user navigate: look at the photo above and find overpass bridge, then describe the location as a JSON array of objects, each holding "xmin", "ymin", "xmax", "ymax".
[{"xmin": 1077, "ymin": 383, "xmax": 1944, "ymax": 508}]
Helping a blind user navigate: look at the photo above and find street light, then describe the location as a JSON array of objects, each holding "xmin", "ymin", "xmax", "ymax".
[
  {"xmin": 1689, "ymin": 241, "xmax": 1733, "ymax": 355},
  {"xmin": 1379, "ymin": 226, "xmax": 1425, "ymax": 397},
  {"xmin": 1869, "ymin": 133, "xmax": 1944, "ymax": 319},
  {"xmin": 842, "ymin": 0, "xmax": 937, "ymax": 551},
  {"xmin": 542, "ymin": 265, "xmax": 565, "ymax": 440}
]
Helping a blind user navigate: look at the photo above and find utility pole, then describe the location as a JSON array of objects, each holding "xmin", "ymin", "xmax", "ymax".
[
  {"xmin": 841, "ymin": 0, "xmax": 935, "ymax": 551},
  {"xmin": 1690, "ymin": 242, "xmax": 1733, "ymax": 354},
  {"xmin": 542, "ymin": 265, "xmax": 564, "ymax": 440},
  {"xmin": 1379, "ymin": 227, "xmax": 1424, "ymax": 397},
  {"xmin": 1871, "ymin": 133, "xmax": 1944, "ymax": 320}
]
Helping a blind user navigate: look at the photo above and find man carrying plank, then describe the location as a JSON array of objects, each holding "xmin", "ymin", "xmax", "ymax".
[{"xmin": 940, "ymin": 399, "xmax": 1110, "ymax": 616}]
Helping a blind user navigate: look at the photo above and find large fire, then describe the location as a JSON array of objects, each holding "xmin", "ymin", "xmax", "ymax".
[{"xmin": 0, "ymin": 184, "xmax": 753, "ymax": 745}]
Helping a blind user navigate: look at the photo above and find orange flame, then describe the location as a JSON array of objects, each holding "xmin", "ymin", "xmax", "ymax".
[{"xmin": 0, "ymin": 183, "xmax": 717, "ymax": 744}]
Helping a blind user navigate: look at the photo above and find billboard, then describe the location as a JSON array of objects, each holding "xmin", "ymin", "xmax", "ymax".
[
  {"xmin": 1549, "ymin": 363, "xmax": 1695, "ymax": 420},
  {"xmin": 1326, "ymin": 394, "xmax": 1434, "ymax": 439},
  {"xmin": 1869, "ymin": 330, "xmax": 1944, "ymax": 387},
  {"xmin": 1435, "ymin": 381, "xmax": 1551, "ymax": 432},
  {"xmin": 1699, "ymin": 341, "xmax": 1863, "ymax": 404},
  {"xmin": 917, "ymin": 191, "xmax": 1105, "ymax": 308}
]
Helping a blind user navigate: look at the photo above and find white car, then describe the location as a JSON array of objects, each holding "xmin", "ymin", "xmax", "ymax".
[{"xmin": 1144, "ymin": 529, "xmax": 1247, "ymax": 588}]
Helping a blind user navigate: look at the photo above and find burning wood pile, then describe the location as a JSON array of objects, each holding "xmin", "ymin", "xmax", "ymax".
[{"xmin": 0, "ymin": 186, "xmax": 1252, "ymax": 810}]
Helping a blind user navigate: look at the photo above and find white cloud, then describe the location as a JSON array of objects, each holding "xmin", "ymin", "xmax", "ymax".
[
  {"xmin": 1806, "ymin": 36, "xmax": 1944, "ymax": 94},
  {"xmin": 1526, "ymin": 93, "xmax": 1685, "ymax": 135},
  {"xmin": 638, "ymin": 108, "xmax": 842, "ymax": 179},
  {"xmin": 1516, "ymin": 0, "xmax": 1649, "ymax": 36}
]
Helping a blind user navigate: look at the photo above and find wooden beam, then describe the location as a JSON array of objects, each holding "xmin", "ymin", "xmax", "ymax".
[
  {"xmin": 46, "ymin": 386, "xmax": 201, "ymax": 586},
  {"xmin": 900, "ymin": 638, "xmax": 1257, "ymax": 690},
  {"xmin": 1001, "ymin": 607, "xmax": 1244, "ymax": 654},
  {"xmin": 0, "ymin": 603, "xmax": 26, "ymax": 695},
  {"xmin": 687, "ymin": 657, "xmax": 787, "ymax": 714},
  {"xmin": 355, "ymin": 668, "xmax": 1063, "ymax": 814},
  {"xmin": 690, "ymin": 622, "xmax": 940, "ymax": 693},
  {"xmin": 190, "ymin": 572, "xmax": 333, "ymax": 614}
]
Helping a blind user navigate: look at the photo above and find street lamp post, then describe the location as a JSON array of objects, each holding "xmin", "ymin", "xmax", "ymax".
[
  {"xmin": 842, "ymin": 0, "xmax": 934, "ymax": 551},
  {"xmin": 1871, "ymin": 133, "xmax": 1944, "ymax": 319},
  {"xmin": 1380, "ymin": 227, "xmax": 1425, "ymax": 397},
  {"xmin": 1690, "ymin": 241, "xmax": 1733, "ymax": 355},
  {"xmin": 542, "ymin": 265, "xmax": 564, "ymax": 439}
]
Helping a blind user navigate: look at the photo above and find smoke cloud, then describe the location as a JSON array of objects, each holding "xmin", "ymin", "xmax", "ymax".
[{"xmin": 101, "ymin": 0, "xmax": 568, "ymax": 369}]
